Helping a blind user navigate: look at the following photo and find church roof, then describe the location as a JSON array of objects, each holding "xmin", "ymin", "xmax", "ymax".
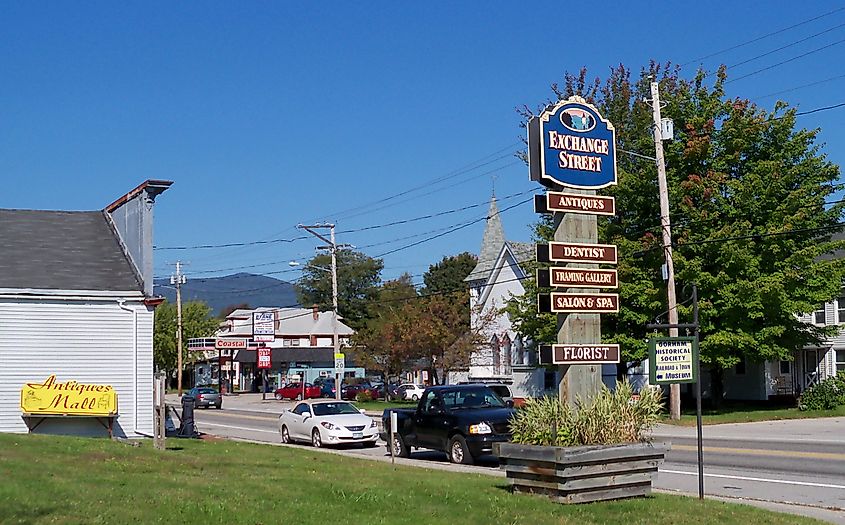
[{"xmin": 465, "ymin": 196, "xmax": 506, "ymax": 282}]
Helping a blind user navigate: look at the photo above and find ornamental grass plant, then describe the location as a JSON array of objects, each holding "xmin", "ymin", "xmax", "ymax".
[{"xmin": 509, "ymin": 380, "xmax": 663, "ymax": 447}]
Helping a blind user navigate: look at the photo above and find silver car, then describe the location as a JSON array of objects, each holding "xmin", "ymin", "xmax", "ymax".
[{"xmin": 187, "ymin": 387, "xmax": 222, "ymax": 409}]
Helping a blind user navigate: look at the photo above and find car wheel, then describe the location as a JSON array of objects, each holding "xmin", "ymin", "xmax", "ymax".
[
  {"xmin": 311, "ymin": 429, "xmax": 323, "ymax": 448},
  {"xmin": 280, "ymin": 425, "xmax": 291, "ymax": 444},
  {"xmin": 411, "ymin": 394, "xmax": 419, "ymax": 401},
  {"xmin": 274, "ymin": 393, "xmax": 283, "ymax": 401},
  {"xmin": 295, "ymin": 393, "xmax": 303, "ymax": 401},
  {"xmin": 390, "ymin": 434, "xmax": 410, "ymax": 458},
  {"xmin": 449, "ymin": 435, "xmax": 473, "ymax": 465}
]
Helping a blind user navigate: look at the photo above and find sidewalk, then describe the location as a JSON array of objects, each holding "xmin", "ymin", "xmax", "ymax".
[{"xmin": 651, "ymin": 416, "xmax": 845, "ymax": 444}]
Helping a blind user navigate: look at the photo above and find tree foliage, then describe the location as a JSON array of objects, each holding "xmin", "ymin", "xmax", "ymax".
[
  {"xmin": 508, "ymin": 63, "xmax": 845, "ymax": 377},
  {"xmin": 294, "ymin": 248, "xmax": 383, "ymax": 330},
  {"xmin": 421, "ymin": 252, "xmax": 477, "ymax": 294},
  {"xmin": 153, "ymin": 300, "xmax": 220, "ymax": 372}
]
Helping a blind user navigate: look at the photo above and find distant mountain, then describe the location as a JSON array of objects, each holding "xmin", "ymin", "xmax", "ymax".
[{"xmin": 153, "ymin": 272, "xmax": 298, "ymax": 316}]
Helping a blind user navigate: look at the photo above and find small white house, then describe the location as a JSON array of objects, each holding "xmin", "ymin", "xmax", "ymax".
[{"xmin": 0, "ymin": 180, "xmax": 171, "ymax": 437}]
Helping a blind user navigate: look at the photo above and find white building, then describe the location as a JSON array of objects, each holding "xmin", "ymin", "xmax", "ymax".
[
  {"xmin": 0, "ymin": 180, "xmax": 171, "ymax": 437},
  {"xmin": 449, "ymin": 196, "xmax": 550, "ymax": 400}
]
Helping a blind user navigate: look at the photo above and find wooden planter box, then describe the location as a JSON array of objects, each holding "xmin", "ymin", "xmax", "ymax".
[{"xmin": 494, "ymin": 441, "xmax": 669, "ymax": 504}]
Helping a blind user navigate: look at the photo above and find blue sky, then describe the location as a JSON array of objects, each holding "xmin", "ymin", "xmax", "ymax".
[{"xmin": 2, "ymin": 2, "xmax": 844, "ymax": 290}]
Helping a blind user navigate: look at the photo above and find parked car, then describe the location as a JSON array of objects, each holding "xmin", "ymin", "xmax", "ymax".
[
  {"xmin": 186, "ymin": 387, "xmax": 221, "ymax": 409},
  {"xmin": 278, "ymin": 399, "xmax": 379, "ymax": 448},
  {"xmin": 313, "ymin": 377, "xmax": 337, "ymax": 398},
  {"xmin": 341, "ymin": 382, "xmax": 381, "ymax": 400},
  {"xmin": 458, "ymin": 382, "xmax": 515, "ymax": 407},
  {"xmin": 274, "ymin": 383, "xmax": 322, "ymax": 401},
  {"xmin": 382, "ymin": 385, "xmax": 514, "ymax": 464},
  {"xmin": 398, "ymin": 383, "xmax": 426, "ymax": 401}
]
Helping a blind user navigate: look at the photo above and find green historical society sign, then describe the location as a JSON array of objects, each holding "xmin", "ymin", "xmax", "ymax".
[{"xmin": 648, "ymin": 336, "xmax": 698, "ymax": 385}]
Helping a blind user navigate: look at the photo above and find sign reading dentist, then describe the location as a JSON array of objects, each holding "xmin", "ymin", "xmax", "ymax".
[{"xmin": 529, "ymin": 96, "xmax": 617, "ymax": 190}]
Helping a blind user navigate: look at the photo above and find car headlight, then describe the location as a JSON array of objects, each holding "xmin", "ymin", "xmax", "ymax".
[
  {"xmin": 320, "ymin": 422, "xmax": 338, "ymax": 430},
  {"xmin": 468, "ymin": 422, "xmax": 492, "ymax": 435}
]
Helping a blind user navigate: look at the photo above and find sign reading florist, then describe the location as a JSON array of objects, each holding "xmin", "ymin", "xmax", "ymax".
[{"xmin": 529, "ymin": 96, "xmax": 617, "ymax": 190}]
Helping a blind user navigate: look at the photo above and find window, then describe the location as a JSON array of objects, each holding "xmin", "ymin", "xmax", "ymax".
[
  {"xmin": 838, "ymin": 296, "xmax": 845, "ymax": 324},
  {"xmin": 292, "ymin": 403, "xmax": 308, "ymax": 415},
  {"xmin": 735, "ymin": 357, "xmax": 746, "ymax": 375},
  {"xmin": 814, "ymin": 307, "xmax": 826, "ymax": 325},
  {"xmin": 837, "ymin": 350, "xmax": 845, "ymax": 373},
  {"xmin": 779, "ymin": 360, "xmax": 791, "ymax": 374}
]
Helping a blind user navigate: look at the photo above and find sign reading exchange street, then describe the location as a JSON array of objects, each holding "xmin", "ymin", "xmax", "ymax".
[
  {"xmin": 537, "ymin": 242, "xmax": 617, "ymax": 265},
  {"xmin": 537, "ymin": 267, "xmax": 618, "ymax": 289},
  {"xmin": 528, "ymin": 96, "xmax": 617, "ymax": 190},
  {"xmin": 648, "ymin": 337, "xmax": 697, "ymax": 384},
  {"xmin": 534, "ymin": 192, "xmax": 615, "ymax": 216},
  {"xmin": 538, "ymin": 292, "xmax": 619, "ymax": 313},
  {"xmin": 539, "ymin": 344, "xmax": 620, "ymax": 365}
]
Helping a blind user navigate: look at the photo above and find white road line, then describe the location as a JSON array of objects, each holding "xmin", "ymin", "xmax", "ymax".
[
  {"xmin": 660, "ymin": 469, "xmax": 845, "ymax": 490},
  {"xmin": 199, "ymin": 422, "xmax": 278, "ymax": 434}
]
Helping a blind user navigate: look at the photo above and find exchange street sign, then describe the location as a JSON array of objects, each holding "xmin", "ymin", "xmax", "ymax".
[
  {"xmin": 537, "ymin": 242, "xmax": 617, "ymax": 265},
  {"xmin": 648, "ymin": 336, "xmax": 697, "ymax": 384},
  {"xmin": 538, "ymin": 292, "xmax": 619, "ymax": 313},
  {"xmin": 537, "ymin": 267, "xmax": 618, "ymax": 289},
  {"xmin": 539, "ymin": 344, "xmax": 620, "ymax": 365},
  {"xmin": 252, "ymin": 311, "xmax": 275, "ymax": 343},
  {"xmin": 534, "ymin": 192, "xmax": 615, "ymax": 216},
  {"xmin": 528, "ymin": 96, "xmax": 617, "ymax": 190}
]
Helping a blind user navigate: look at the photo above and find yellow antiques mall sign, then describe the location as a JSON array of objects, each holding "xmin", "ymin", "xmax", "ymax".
[{"xmin": 21, "ymin": 375, "xmax": 118, "ymax": 416}]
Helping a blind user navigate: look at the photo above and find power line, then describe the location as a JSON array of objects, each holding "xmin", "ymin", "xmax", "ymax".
[
  {"xmin": 726, "ymin": 36, "xmax": 845, "ymax": 84},
  {"xmin": 682, "ymin": 6, "xmax": 845, "ymax": 65},
  {"xmin": 725, "ymin": 21, "xmax": 845, "ymax": 70},
  {"xmin": 754, "ymin": 73, "xmax": 845, "ymax": 100}
]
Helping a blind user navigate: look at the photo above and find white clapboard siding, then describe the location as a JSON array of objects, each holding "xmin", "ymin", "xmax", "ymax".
[{"xmin": 0, "ymin": 299, "xmax": 154, "ymax": 437}]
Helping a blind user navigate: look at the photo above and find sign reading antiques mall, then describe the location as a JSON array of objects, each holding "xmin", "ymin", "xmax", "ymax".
[{"xmin": 529, "ymin": 97, "xmax": 617, "ymax": 190}]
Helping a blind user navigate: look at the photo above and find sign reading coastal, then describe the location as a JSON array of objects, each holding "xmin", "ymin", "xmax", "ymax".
[
  {"xmin": 21, "ymin": 375, "xmax": 118, "ymax": 416},
  {"xmin": 529, "ymin": 96, "xmax": 617, "ymax": 190}
]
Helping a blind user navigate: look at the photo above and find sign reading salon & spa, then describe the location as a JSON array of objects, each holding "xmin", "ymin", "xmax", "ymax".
[
  {"xmin": 20, "ymin": 375, "xmax": 118, "ymax": 416},
  {"xmin": 529, "ymin": 97, "xmax": 617, "ymax": 190}
]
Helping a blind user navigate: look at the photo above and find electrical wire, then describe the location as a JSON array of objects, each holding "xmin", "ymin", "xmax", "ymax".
[{"xmin": 726, "ymin": 36, "xmax": 845, "ymax": 84}]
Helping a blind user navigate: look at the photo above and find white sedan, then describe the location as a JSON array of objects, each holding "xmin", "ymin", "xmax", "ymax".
[
  {"xmin": 278, "ymin": 399, "xmax": 379, "ymax": 448},
  {"xmin": 400, "ymin": 383, "xmax": 426, "ymax": 401}
]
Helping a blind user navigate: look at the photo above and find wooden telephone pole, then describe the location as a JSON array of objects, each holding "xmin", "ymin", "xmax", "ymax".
[{"xmin": 171, "ymin": 261, "xmax": 187, "ymax": 396}]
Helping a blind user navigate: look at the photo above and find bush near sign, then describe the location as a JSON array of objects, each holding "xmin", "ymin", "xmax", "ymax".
[{"xmin": 648, "ymin": 337, "xmax": 697, "ymax": 384}]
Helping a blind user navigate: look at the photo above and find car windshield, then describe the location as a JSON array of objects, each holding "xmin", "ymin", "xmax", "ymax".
[
  {"xmin": 312, "ymin": 402, "xmax": 361, "ymax": 416},
  {"xmin": 442, "ymin": 387, "xmax": 506, "ymax": 410}
]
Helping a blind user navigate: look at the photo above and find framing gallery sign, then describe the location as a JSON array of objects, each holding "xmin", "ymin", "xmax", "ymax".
[{"xmin": 532, "ymin": 97, "xmax": 620, "ymax": 367}]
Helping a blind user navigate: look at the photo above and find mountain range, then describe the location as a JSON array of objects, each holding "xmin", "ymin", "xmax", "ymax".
[{"xmin": 153, "ymin": 272, "xmax": 299, "ymax": 315}]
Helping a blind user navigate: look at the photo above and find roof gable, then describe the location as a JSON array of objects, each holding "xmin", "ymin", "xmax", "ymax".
[{"xmin": 0, "ymin": 209, "xmax": 143, "ymax": 292}]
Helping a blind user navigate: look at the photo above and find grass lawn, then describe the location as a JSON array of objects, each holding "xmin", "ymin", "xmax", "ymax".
[
  {"xmin": 0, "ymin": 434, "xmax": 823, "ymax": 525},
  {"xmin": 354, "ymin": 399, "xmax": 418, "ymax": 412},
  {"xmin": 664, "ymin": 403, "xmax": 845, "ymax": 426}
]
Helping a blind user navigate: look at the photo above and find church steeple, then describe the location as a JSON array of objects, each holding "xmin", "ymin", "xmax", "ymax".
[{"xmin": 465, "ymin": 194, "xmax": 506, "ymax": 283}]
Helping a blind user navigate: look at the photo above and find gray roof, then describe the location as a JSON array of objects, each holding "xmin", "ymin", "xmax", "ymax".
[
  {"xmin": 0, "ymin": 209, "xmax": 142, "ymax": 292},
  {"xmin": 465, "ymin": 196, "xmax": 506, "ymax": 282},
  {"xmin": 221, "ymin": 307, "xmax": 354, "ymax": 337}
]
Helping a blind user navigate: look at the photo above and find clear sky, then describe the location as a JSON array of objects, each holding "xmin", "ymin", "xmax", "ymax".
[{"xmin": 2, "ymin": 1, "xmax": 844, "ymax": 291}]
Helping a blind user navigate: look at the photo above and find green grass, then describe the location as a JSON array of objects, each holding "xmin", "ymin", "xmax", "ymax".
[
  {"xmin": 0, "ymin": 434, "xmax": 823, "ymax": 524},
  {"xmin": 664, "ymin": 403, "xmax": 845, "ymax": 426},
  {"xmin": 353, "ymin": 399, "xmax": 418, "ymax": 412}
]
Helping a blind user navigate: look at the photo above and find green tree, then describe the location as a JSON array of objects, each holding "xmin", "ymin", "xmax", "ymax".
[
  {"xmin": 509, "ymin": 63, "xmax": 845, "ymax": 393},
  {"xmin": 294, "ymin": 248, "xmax": 384, "ymax": 330},
  {"xmin": 153, "ymin": 300, "xmax": 220, "ymax": 375},
  {"xmin": 421, "ymin": 252, "xmax": 477, "ymax": 293}
]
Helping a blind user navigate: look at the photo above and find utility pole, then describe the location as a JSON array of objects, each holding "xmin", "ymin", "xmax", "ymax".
[
  {"xmin": 650, "ymin": 79, "xmax": 681, "ymax": 420},
  {"xmin": 171, "ymin": 261, "xmax": 187, "ymax": 397},
  {"xmin": 298, "ymin": 223, "xmax": 349, "ymax": 400}
]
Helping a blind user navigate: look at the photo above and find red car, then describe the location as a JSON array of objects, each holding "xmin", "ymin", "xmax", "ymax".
[
  {"xmin": 342, "ymin": 383, "xmax": 382, "ymax": 400},
  {"xmin": 274, "ymin": 383, "xmax": 322, "ymax": 401}
]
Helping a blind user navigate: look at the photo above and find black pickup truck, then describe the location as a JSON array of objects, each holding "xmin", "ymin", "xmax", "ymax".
[{"xmin": 382, "ymin": 384, "xmax": 515, "ymax": 464}]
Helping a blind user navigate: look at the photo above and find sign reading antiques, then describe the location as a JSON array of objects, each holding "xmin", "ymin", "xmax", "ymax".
[
  {"xmin": 537, "ymin": 267, "xmax": 618, "ymax": 289},
  {"xmin": 257, "ymin": 347, "xmax": 272, "ymax": 369},
  {"xmin": 539, "ymin": 292, "xmax": 619, "ymax": 313},
  {"xmin": 534, "ymin": 192, "xmax": 615, "ymax": 216},
  {"xmin": 539, "ymin": 344, "xmax": 620, "ymax": 365},
  {"xmin": 20, "ymin": 375, "xmax": 117, "ymax": 416},
  {"xmin": 537, "ymin": 242, "xmax": 617, "ymax": 265},
  {"xmin": 528, "ymin": 97, "xmax": 617, "ymax": 190},
  {"xmin": 648, "ymin": 337, "xmax": 697, "ymax": 384},
  {"xmin": 252, "ymin": 311, "xmax": 275, "ymax": 343}
]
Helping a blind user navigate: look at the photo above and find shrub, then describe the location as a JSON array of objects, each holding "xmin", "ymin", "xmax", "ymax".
[
  {"xmin": 799, "ymin": 375, "xmax": 845, "ymax": 411},
  {"xmin": 509, "ymin": 380, "xmax": 663, "ymax": 447},
  {"xmin": 355, "ymin": 390, "xmax": 374, "ymax": 403}
]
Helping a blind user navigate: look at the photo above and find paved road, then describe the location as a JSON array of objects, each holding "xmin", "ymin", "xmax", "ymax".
[{"xmin": 183, "ymin": 405, "xmax": 845, "ymax": 524}]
